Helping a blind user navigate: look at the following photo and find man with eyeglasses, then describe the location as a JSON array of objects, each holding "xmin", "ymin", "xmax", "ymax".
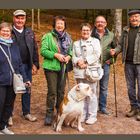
[
  {"xmin": 91, "ymin": 15, "xmax": 115, "ymax": 115},
  {"xmin": 110, "ymin": 10, "xmax": 140, "ymax": 121}
]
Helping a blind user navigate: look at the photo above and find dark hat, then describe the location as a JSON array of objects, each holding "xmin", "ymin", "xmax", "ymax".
[
  {"xmin": 13, "ymin": 10, "xmax": 26, "ymax": 16},
  {"xmin": 128, "ymin": 9, "xmax": 140, "ymax": 16}
]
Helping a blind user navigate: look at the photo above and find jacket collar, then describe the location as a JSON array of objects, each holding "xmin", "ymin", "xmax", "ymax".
[
  {"xmin": 92, "ymin": 27, "xmax": 109, "ymax": 39},
  {"xmin": 123, "ymin": 25, "xmax": 140, "ymax": 33}
]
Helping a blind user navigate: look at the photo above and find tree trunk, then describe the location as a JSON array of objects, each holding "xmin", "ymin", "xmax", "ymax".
[
  {"xmin": 114, "ymin": 9, "xmax": 122, "ymax": 44},
  {"xmin": 32, "ymin": 9, "xmax": 35, "ymax": 30},
  {"xmin": 37, "ymin": 9, "xmax": 40, "ymax": 30}
]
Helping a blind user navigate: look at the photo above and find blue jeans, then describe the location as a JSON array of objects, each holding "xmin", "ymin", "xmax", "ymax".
[
  {"xmin": 99, "ymin": 63, "xmax": 110, "ymax": 111},
  {"xmin": 125, "ymin": 63, "xmax": 140, "ymax": 110},
  {"xmin": 22, "ymin": 64, "xmax": 32, "ymax": 115}
]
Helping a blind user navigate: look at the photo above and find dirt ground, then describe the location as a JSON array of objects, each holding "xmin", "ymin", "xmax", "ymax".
[{"xmin": 9, "ymin": 20, "xmax": 140, "ymax": 135}]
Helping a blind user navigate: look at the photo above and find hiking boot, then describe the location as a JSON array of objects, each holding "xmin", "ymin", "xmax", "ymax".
[
  {"xmin": 8, "ymin": 117, "xmax": 13, "ymax": 126},
  {"xmin": 126, "ymin": 108, "xmax": 138, "ymax": 117},
  {"xmin": 136, "ymin": 111, "xmax": 140, "ymax": 121},
  {"xmin": 24, "ymin": 114, "xmax": 37, "ymax": 122},
  {"xmin": 44, "ymin": 116, "xmax": 53, "ymax": 126},
  {"xmin": 1, "ymin": 127, "xmax": 14, "ymax": 135}
]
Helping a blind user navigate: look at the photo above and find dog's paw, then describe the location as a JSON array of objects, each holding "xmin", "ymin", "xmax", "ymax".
[
  {"xmin": 71, "ymin": 123, "xmax": 77, "ymax": 128},
  {"xmin": 78, "ymin": 127, "xmax": 85, "ymax": 132},
  {"xmin": 56, "ymin": 126, "xmax": 62, "ymax": 132},
  {"xmin": 52, "ymin": 123, "xmax": 56, "ymax": 130}
]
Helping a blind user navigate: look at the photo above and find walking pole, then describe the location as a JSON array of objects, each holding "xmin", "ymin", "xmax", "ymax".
[{"xmin": 112, "ymin": 56, "xmax": 118, "ymax": 117}]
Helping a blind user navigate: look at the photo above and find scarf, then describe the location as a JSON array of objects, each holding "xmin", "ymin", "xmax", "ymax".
[
  {"xmin": 53, "ymin": 29, "xmax": 71, "ymax": 55},
  {"xmin": 0, "ymin": 37, "xmax": 13, "ymax": 47}
]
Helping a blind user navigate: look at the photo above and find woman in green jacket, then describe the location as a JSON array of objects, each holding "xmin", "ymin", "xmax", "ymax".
[{"xmin": 41, "ymin": 15, "xmax": 72, "ymax": 125}]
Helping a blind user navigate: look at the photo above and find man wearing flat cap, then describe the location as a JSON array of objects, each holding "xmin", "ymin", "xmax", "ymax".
[
  {"xmin": 9, "ymin": 9, "xmax": 39, "ymax": 124},
  {"xmin": 110, "ymin": 9, "xmax": 140, "ymax": 121}
]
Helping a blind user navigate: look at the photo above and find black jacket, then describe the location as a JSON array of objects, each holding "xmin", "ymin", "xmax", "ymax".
[{"xmin": 12, "ymin": 27, "xmax": 39, "ymax": 69}]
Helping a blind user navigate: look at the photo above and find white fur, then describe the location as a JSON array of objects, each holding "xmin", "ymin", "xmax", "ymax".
[{"xmin": 53, "ymin": 83, "xmax": 92, "ymax": 132}]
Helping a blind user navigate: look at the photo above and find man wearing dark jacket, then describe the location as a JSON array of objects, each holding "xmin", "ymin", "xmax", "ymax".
[
  {"xmin": 9, "ymin": 9, "xmax": 39, "ymax": 124},
  {"xmin": 110, "ymin": 10, "xmax": 140, "ymax": 121}
]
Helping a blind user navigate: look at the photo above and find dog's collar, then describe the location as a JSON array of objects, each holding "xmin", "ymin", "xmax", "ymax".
[
  {"xmin": 68, "ymin": 92, "xmax": 85, "ymax": 102},
  {"xmin": 69, "ymin": 92, "xmax": 79, "ymax": 102}
]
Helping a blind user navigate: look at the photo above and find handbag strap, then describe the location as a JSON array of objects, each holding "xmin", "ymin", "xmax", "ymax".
[{"xmin": 0, "ymin": 45, "xmax": 15, "ymax": 73}]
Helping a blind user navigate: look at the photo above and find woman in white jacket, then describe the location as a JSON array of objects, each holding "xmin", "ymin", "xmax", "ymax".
[{"xmin": 72, "ymin": 23, "xmax": 101, "ymax": 125}]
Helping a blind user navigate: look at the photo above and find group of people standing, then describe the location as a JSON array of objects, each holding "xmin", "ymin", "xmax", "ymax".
[{"xmin": 0, "ymin": 9, "xmax": 140, "ymax": 135}]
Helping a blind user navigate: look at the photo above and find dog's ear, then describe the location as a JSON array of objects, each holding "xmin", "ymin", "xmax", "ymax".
[{"xmin": 76, "ymin": 85, "xmax": 80, "ymax": 91}]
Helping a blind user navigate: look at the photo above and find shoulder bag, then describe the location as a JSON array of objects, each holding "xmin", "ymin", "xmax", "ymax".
[{"xmin": 0, "ymin": 45, "xmax": 26, "ymax": 94}]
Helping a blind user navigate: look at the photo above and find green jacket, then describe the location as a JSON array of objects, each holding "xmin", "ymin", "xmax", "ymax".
[
  {"xmin": 40, "ymin": 30, "xmax": 72, "ymax": 71},
  {"xmin": 91, "ymin": 28, "xmax": 115, "ymax": 65}
]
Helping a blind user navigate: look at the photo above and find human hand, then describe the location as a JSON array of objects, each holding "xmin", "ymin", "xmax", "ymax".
[
  {"xmin": 110, "ymin": 49, "xmax": 116, "ymax": 56},
  {"xmin": 54, "ymin": 53, "xmax": 65, "ymax": 62},
  {"xmin": 32, "ymin": 65, "xmax": 37, "ymax": 75},
  {"xmin": 80, "ymin": 63, "xmax": 87, "ymax": 69},
  {"xmin": 64, "ymin": 55, "xmax": 71, "ymax": 64},
  {"xmin": 77, "ymin": 59, "xmax": 85, "ymax": 67},
  {"xmin": 25, "ymin": 81, "xmax": 31, "ymax": 87},
  {"xmin": 106, "ymin": 60, "xmax": 111, "ymax": 65}
]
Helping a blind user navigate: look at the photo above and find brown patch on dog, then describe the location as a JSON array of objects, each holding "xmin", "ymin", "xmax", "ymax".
[
  {"xmin": 63, "ymin": 94, "xmax": 69, "ymax": 105},
  {"xmin": 58, "ymin": 94, "xmax": 69, "ymax": 115}
]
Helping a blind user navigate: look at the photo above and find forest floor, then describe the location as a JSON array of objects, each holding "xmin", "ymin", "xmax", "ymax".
[{"xmin": 9, "ymin": 17, "xmax": 140, "ymax": 135}]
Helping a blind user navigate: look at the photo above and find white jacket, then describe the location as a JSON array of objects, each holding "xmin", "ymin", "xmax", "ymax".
[{"xmin": 72, "ymin": 37, "xmax": 101, "ymax": 79}]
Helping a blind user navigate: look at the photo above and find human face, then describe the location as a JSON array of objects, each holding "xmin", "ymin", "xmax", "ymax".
[
  {"xmin": 95, "ymin": 16, "xmax": 107, "ymax": 32},
  {"xmin": 129, "ymin": 14, "xmax": 140, "ymax": 27},
  {"xmin": 55, "ymin": 19, "xmax": 65, "ymax": 32},
  {"xmin": 0, "ymin": 27, "xmax": 11, "ymax": 40},
  {"xmin": 13, "ymin": 15, "xmax": 26, "ymax": 30},
  {"xmin": 81, "ymin": 26, "xmax": 91, "ymax": 40}
]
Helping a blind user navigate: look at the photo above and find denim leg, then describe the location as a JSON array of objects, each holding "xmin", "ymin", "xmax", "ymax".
[
  {"xmin": 99, "ymin": 64, "xmax": 110, "ymax": 111},
  {"xmin": 22, "ymin": 64, "xmax": 32, "ymax": 115},
  {"xmin": 125, "ymin": 63, "xmax": 137, "ymax": 109}
]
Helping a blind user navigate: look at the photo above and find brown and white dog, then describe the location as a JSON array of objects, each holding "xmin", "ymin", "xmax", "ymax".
[{"xmin": 53, "ymin": 83, "xmax": 92, "ymax": 132}]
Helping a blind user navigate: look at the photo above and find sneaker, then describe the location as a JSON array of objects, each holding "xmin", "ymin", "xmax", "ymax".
[
  {"xmin": 0, "ymin": 131, "xmax": 4, "ymax": 135},
  {"xmin": 44, "ymin": 116, "xmax": 52, "ymax": 126},
  {"xmin": 126, "ymin": 108, "xmax": 138, "ymax": 117},
  {"xmin": 85, "ymin": 117, "xmax": 97, "ymax": 125},
  {"xmin": 8, "ymin": 117, "xmax": 13, "ymax": 126},
  {"xmin": 1, "ymin": 127, "xmax": 14, "ymax": 135},
  {"xmin": 24, "ymin": 114, "xmax": 37, "ymax": 122},
  {"xmin": 98, "ymin": 109, "xmax": 111, "ymax": 115}
]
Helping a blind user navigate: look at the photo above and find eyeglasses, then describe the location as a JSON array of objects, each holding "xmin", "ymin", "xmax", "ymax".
[
  {"xmin": 82, "ymin": 29, "xmax": 91, "ymax": 32},
  {"xmin": 96, "ymin": 21, "xmax": 106, "ymax": 24}
]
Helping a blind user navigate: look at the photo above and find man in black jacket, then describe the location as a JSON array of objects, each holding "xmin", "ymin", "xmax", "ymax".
[{"xmin": 9, "ymin": 9, "xmax": 39, "ymax": 124}]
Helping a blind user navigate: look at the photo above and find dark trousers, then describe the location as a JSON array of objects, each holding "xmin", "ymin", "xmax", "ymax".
[
  {"xmin": 125, "ymin": 63, "xmax": 140, "ymax": 110},
  {"xmin": 44, "ymin": 69, "xmax": 66, "ymax": 118},
  {"xmin": 0, "ymin": 85, "xmax": 16, "ymax": 130}
]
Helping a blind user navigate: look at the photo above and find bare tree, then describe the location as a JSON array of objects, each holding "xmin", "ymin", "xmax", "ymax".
[
  {"xmin": 114, "ymin": 9, "xmax": 122, "ymax": 44},
  {"xmin": 32, "ymin": 9, "xmax": 35, "ymax": 30},
  {"xmin": 37, "ymin": 9, "xmax": 40, "ymax": 30}
]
